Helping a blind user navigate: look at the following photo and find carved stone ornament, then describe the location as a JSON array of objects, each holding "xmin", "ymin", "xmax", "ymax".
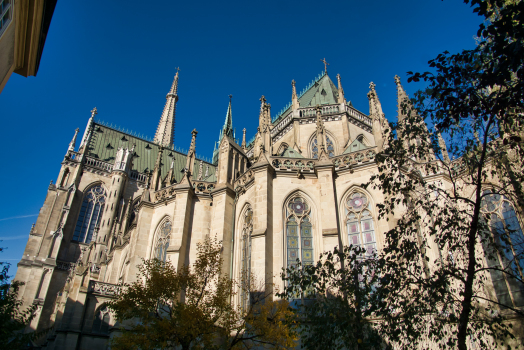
[{"xmin": 88, "ymin": 280, "xmax": 121, "ymax": 296}]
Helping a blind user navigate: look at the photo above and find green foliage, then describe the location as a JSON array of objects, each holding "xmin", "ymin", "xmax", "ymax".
[
  {"xmin": 0, "ymin": 247, "xmax": 38, "ymax": 349},
  {"xmin": 279, "ymin": 245, "xmax": 384, "ymax": 350},
  {"xmin": 365, "ymin": 2, "xmax": 524, "ymax": 349},
  {"xmin": 282, "ymin": 2, "xmax": 524, "ymax": 349},
  {"xmin": 109, "ymin": 236, "xmax": 297, "ymax": 350}
]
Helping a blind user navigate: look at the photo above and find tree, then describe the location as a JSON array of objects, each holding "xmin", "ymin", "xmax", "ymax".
[
  {"xmin": 279, "ymin": 245, "xmax": 384, "ymax": 350},
  {"xmin": 109, "ymin": 236, "xmax": 296, "ymax": 350},
  {"xmin": 281, "ymin": 1, "xmax": 524, "ymax": 349},
  {"xmin": 363, "ymin": 1, "xmax": 524, "ymax": 348},
  {"xmin": 0, "ymin": 246, "xmax": 38, "ymax": 349}
]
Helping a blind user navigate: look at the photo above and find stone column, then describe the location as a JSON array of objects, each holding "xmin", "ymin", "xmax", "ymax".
[
  {"xmin": 251, "ymin": 160, "xmax": 274, "ymax": 291},
  {"xmin": 316, "ymin": 162, "xmax": 341, "ymax": 253},
  {"xmin": 209, "ymin": 184, "xmax": 236, "ymax": 275},
  {"xmin": 170, "ymin": 183, "xmax": 195, "ymax": 268}
]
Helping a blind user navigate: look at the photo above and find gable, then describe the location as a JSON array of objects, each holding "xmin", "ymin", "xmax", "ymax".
[{"xmin": 343, "ymin": 137, "xmax": 368, "ymax": 154}]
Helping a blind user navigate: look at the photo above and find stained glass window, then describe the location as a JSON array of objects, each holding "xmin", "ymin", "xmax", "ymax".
[
  {"xmin": 241, "ymin": 206, "xmax": 253, "ymax": 310},
  {"xmin": 155, "ymin": 221, "xmax": 171, "ymax": 262},
  {"xmin": 73, "ymin": 185, "xmax": 106, "ymax": 244},
  {"xmin": 345, "ymin": 192, "xmax": 376, "ymax": 257},
  {"xmin": 481, "ymin": 191, "xmax": 524, "ymax": 308},
  {"xmin": 311, "ymin": 136, "xmax": 335, "ymax": 159},
  {"xmin": 286, "ymin": 197, "xmax": 314, "ymax": 268}
]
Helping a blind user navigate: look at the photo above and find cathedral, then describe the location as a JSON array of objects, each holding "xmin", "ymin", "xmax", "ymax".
[{"xmin": 12, "ymin": 65, "xmax": 524, "ymax": 349}]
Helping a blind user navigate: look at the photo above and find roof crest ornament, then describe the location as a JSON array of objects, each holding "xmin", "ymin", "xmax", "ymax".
[{"xmin": 320, "ymin": 58, "xmax": 330, "ymax": 74}]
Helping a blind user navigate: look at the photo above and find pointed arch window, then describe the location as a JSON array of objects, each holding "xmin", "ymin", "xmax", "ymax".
[
  {"xmin": 311, "ymin": 136, "xmax": 335, "ymax": 159},
  {"xmin": 345, "ymin": 192, "xmax": 377, "ymax": 256},
  {"xmin": 286, "ymin": 197, "xmax": 314, "ymax": 268},
  {"xmin": 481, "ymin": 191, "xmax": 524, "ymax": 308},
  {"xmin": 92, "ymin": 304, "xmax": 110, "ymax": 334},
  {"xmin": 73, "ymin": 185, "xmax": 106, "ymax": 244},
  {"xmin": 240, "ymin": 206, "xmax": 253, "ymax": 310},
  {"xmin": 155, "ymin": 220, "xmax": 172, "ymax": 262}
]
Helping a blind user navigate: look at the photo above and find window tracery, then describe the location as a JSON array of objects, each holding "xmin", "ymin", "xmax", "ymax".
[
  {"xmin": 155, "ymin": 220, "xmax": 171, "ymax": 262},
  {"xmin": 92, "ymin": 304, "xmax": 110, "ymax": 334},
  {"xmin": 286, "ymin": 197, "xmax": 314, "ymax": 268},
  {"xmin": 240, "ymin": 206, "xmax": 253, "ymax": 310},
  {"xmin": 345, "ymin": 192, "xmax": 376, "ymax": 256},
  {"xmin": 480, "ymin": 191, "xmax": 524, "ymax": 307},
  {"xmin": 73, "ymin": 185, "xmax": 106, "ymax": 244},
  {"xmin": 311, "ymin": 136, "xmax": 335, "ymax": 159}
]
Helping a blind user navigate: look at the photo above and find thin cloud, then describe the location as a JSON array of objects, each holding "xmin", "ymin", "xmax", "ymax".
[
  {"xmin": 0, "ymin": 214, "xmax": 38, "ymax": 222},
  {"xmin": 0, "ymin": 235, "xmax": 29, "ymax": 241}
]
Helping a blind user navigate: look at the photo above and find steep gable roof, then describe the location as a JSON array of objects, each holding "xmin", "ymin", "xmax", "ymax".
[
  {"xmin": 271, "ymin": 72, "xmax": 340, "ymax": 125},
  {"xmin": 343, "ymin": 137, "xmax": 369, "ymax": 154}
]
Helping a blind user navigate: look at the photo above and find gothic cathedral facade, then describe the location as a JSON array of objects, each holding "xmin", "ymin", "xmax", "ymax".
[{"xmin": 13, "ymin": 68, "xmax": 524, "ymax": 349}]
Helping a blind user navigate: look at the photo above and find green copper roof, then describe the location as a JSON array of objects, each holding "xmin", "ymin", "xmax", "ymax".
[
  {"xmin": 272, "ymin": 73, "xmax": 340, "ymax": 125},
  {"xmin": 280, "ymin": 146, "xmax": 305, "ymax": 158},
  {"xmin": 298, "ymin": 74, "xmax": 339, "ymax": 107},
  {"xmin": 87, "ymin": 123, "xmax": 216, "ymax": 183},
  {"xmin": 343, "ymin": 138, "xmax": 369, "ymax": 154}
]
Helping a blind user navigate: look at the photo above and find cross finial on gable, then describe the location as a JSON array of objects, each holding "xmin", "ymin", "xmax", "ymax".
[
  {"xmin": 320, "ymin": 58, "xmax": 330, "ymax": 73},
  {"xmin": 91, "ymin": 107, "xmax": 98, "ymax": 118}
]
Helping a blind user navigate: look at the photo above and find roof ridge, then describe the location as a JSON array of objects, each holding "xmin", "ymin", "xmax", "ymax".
[{"xmin": 94, "ymin": 121, "xmax": 213, "ymax": 164}]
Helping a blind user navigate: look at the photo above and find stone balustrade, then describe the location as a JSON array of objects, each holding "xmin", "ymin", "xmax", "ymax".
[
  {"xmin": 345, "ymin": 105, "xmax": 372, "ymax": 125},
  {"xmin": 234, "ymin": 169, "xmax": 255, "ymax": 191},
  {"xmin": 130, "ymin": 170, "xmax": 147, "ymax": 182},
  {"xmin": 84, "ymin": 156, "xmax": 113, "ymax": 172},
  {"xmin": 193, "ymin": 181, "xmax": 216, "ymax": 194},
  {"xmin": 332, "ymin": 149, "xmax": 377, "ymax": 169},
  {"xmin": 88, "ymin": 280, "xmax": 121, "ymax": 296},
  {"xmin": 271, "ymin": 158, "xmax": 316, "ymax": 171}
]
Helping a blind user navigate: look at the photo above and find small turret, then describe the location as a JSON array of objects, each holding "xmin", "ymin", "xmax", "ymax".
[
  {"xmin": 180, "ymin": 129, "xmax": 198, "ymax": 184},
  {"xmin": 292, "ymin": 80, "xmax": 299, "ymax": 110},
  {"xmin": 113, "ymin": 144, "xmax": 135, "ymax": 174},
  {"xmin": 79, "ymin": 108, "xmax": 97, "ymax": 153},
  {"xmin": 66, "ymin": 128, "xmax": 80, "ymax": 156},
  {"xmin": 150, "ymin": 146, "xmax": 164, "ymax": 191},
  {"xmin": 368, "ymin": 82, "xmax": 387, "ymax": 151},
  {"xmin": 336, "ymin": 74, "xmax": 346, "ymax": 104},
  {"xmin": 241, "ymin": 128, "xmax": 246, "ymax": 150}
]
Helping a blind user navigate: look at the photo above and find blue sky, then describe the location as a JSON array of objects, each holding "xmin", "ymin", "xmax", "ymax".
[{"xmin": 0, "ymin": 0, "xmax": 482, "ymax": 277}]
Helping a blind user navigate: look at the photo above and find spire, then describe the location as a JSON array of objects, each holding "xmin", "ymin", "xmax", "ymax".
[
  {"xmin": 222, "ymin": 95, "xmax": 234, "ymax": 140},
  {"xmin": 259, "ymin": 95, "xmax": 267, "ymax": 130},
  {"xmin": 368, "ymin": 82, "xmax": 384, "ymax": 118},
  {"xmin": 292, "ymin": 80, "xmax": 299, "ymax": 110},
  {"xmin": 154, "ymin": 69, "xmax": 179, "ymax": 147},
  {"xmin": 241, "ymin": 128, "xmax": 246, "ymax": 149},
  {"xmin": 368, "ymin": 82, "xmax": 387, "ymax": 151},
  {"xmin": 67, "ymin": 128, "xmax": 80, "ymax": 155},
  {"xmin": 395, "ymin": 75, "xmax": 410, "ymax": 121},
  {"xmin": 79, "ymin": 108, "xmax": 97, "ymax": 152},
  {"xmin": 336, "ymin": 74, "xmax": 346, "ymax": 104},
  {"xmin": 437, "ymin": 131, "xmax": 450, "ymax": 162}
]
